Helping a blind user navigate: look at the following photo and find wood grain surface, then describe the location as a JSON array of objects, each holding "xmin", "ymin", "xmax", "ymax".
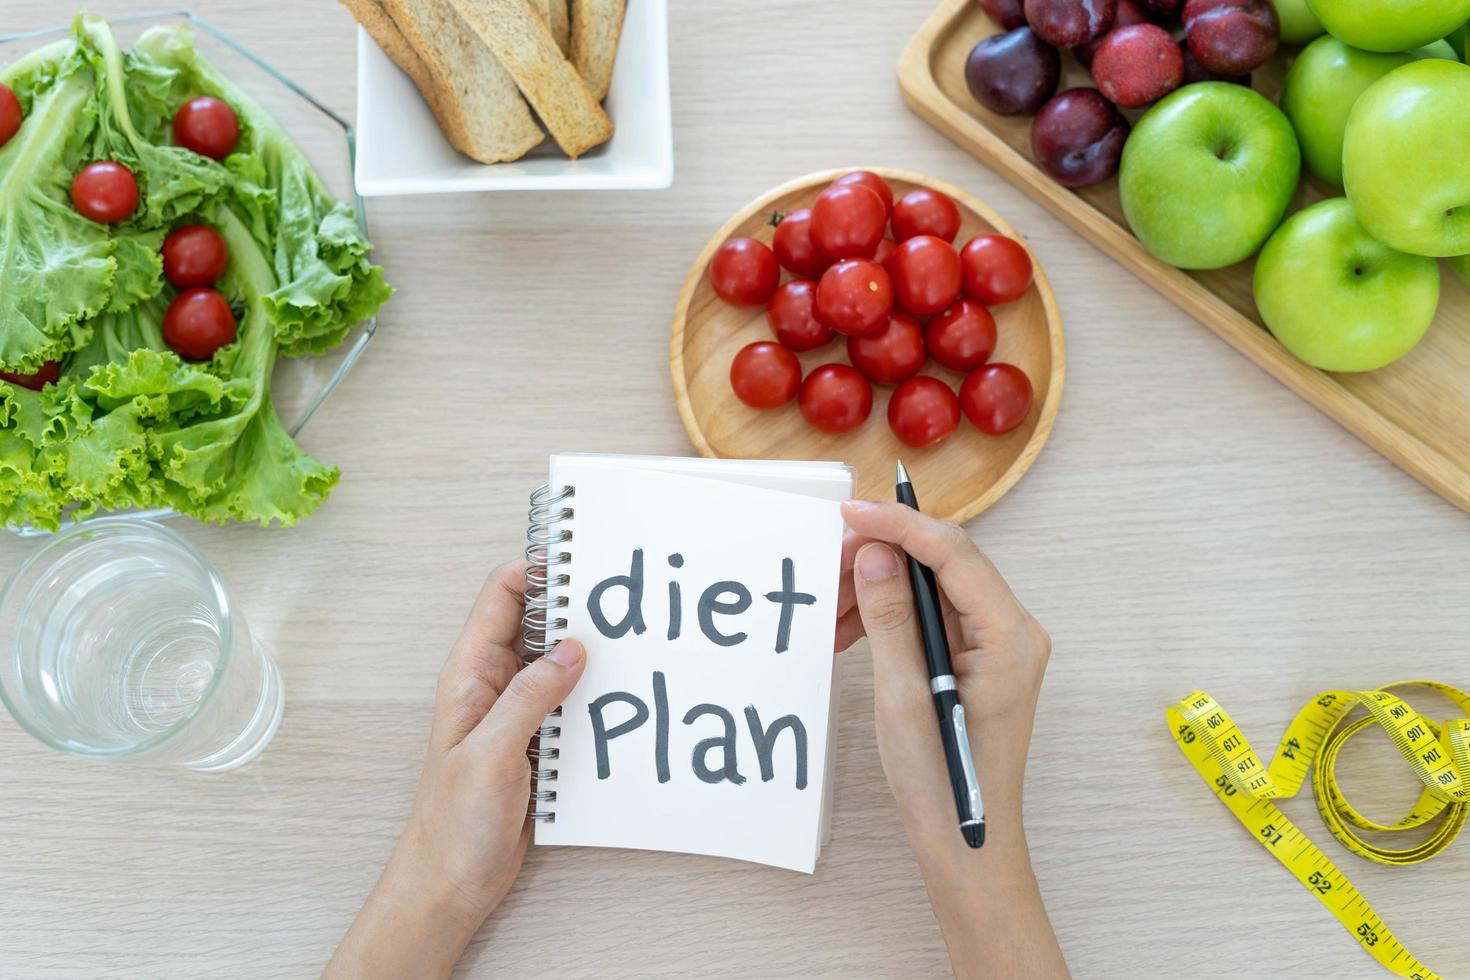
[
  {"xmin": 671, "ymin": 166, "xmax": 1064, "ymax": 524},
  {"xmin": 1, "ymin": 2, "xmax": 1468, "ymax": 978},
  {"xmin": 900, "ymin": 0, "xmax": 1470, "ymax": 516}
]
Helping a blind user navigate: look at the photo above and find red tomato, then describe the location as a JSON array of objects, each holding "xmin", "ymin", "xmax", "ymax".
[
  {"xmin": 710, "ymin": 237, "xmax": 780, "ymax": 306},
  {"xmin": 71, "ymin": 161, "xmax": 138, "ymax": 224},
  {"xmin": 0, "ymin": 361, "xmax": 60, "ymax": 391},
  {"xmin": 163, "ymin": 288, "xmax": 237, "ymax": 361},
  {"xmin": 162, "ymin": 225, "xmax": 230, "ymax": 288},
  {"xmin": 772, "ymin": 208, "xmax": 831, "ymax": 277},
  {"xmin": 872, "ymin": 238, "xmax": 897, "ymax": 265},
  {"xmin": 729, "ymin": 341, "xmax": 801, "ymax": 409},
  {"xmin": 885, "ymin": 235, "xmax": 962, "ymax": 316},
  {"xmin": 0, "ymin": 82, "xmax": 21, "ymax": 147},
  {"xmin": 891, "ymin": 188, "xmax": 962, "ymax": 243},
  {"xmin": 832, "ymin": 170, "xmax": 894, "ymax": 216},
  {"xmin": 810, "ymin": 183, "xmax": 887, "ymax": 259},
  {"xmin": 925, "ymin": 299, "xmax": 996, "ymax": 372},
  {"xmin": 815, "ymin": 258, "xmax": 892, "ymax": 336},
  {"xmin": 173, "ymin": 96, "xmax": 240, "ymax": 160},
  {"xmin": 846, "ymin": 311, "xmax": 926, "ymax": 384},
  {"xmin": 765, "ymin": 280, "xmax": 834, "ymax": 352},
  {"xmin": 798, "ymin": 364, "xmax": 873, "ymax": 434},
  {"xmin": 960, "ymin": 235, "xmax": 1034, "ymax": 305},
  {"xmin": 960, "ymin": 363, "xmax": 1033, "ymax": 435},
  {"xmin": 888, "ymin": 376, "xmax": 961, "ymax": 448}
]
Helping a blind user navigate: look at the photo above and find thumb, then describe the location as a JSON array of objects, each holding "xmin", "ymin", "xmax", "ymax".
[
  {"xmin": 466, "ymin": 639, "xmax": 586, "ymax": 757},
  {"xmin": 853, "ymin": 544, "xmax": 929, "ymax": 705}
]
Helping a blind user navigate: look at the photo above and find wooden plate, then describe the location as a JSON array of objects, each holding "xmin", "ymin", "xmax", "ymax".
[
  {"xmin": 899, "ymin": 0, "xmax": 1470, "ymax": 514},
  {"xmin": 670, "ymin": 168, "xmax": 1064, "ymax": 524}
]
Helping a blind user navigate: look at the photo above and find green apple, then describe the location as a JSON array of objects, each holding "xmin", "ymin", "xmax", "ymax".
[
  {"xmin": 1273, "ymin": 0, "xmax": 1325, "ymax": 43},
  {"xmin": 1254, "ymin": 198, "xmax": 1439, "ymax": 372},
  {"xmin": 1120, "ymin": 84, "xmax": 1300, "ymax": 270},
  {"xmin": 1281, "ymin": 36, "xmax": 1455, "ymax": 188},
  {"xmin": 1451, "ymin": 23, "xmax": 1468, "ymax": 60},
  {"xmin": 1306, "ymin": 0, "xmax": 1470, "ymax": 52},
  {"xmin": 1452, "ymin": 253, "xmax": 1470, "ymax": 286},
  {"xmin": 1343, "ymin": 59, "xmax": 1470, "ymax": 256}
]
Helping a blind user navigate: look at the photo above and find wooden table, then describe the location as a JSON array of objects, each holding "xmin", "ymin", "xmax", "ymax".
[{"xmin": 2, "ymin": 2, "xmax": 1467, "ymax": 977}]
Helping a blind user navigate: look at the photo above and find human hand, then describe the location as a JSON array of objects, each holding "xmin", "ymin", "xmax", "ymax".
[
  {"xmin": 838, "ymin": 500, "xmax": 1065, "ymax": 978},
  {"xmin": 327, "ymin": 559, "xmax": 586, "ymax": 980}
]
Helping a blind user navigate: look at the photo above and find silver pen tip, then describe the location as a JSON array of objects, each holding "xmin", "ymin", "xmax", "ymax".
[{"xmin": 896, "ymin": 459, "xmax": 910, "ymax": 483}]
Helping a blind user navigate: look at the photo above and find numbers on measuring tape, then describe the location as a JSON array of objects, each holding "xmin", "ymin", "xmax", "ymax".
[
  {"xmin": 1222, "ymin": 734, "xmax": 1241, "ymax": 751},
  {"xmin": 1317, "ymin": 694, "xmax": 1337, "ymax": 707},
  {"xmin": 1280, "ymin": 736, "xmax": 1300, "ymax": 760},
  {"xmin": 1406, "ymin": 723, "xmax": 1425, "ymax": 740},
  {"xmin": 1308, "ymin": 871, "xmax": 1333, "ymax": 895},
  {"xmin": 1260, "ymin": 824, "xmax": 1283, "ymax": 846},
  {"xmin": 1391, "ymin": 704, "xmax": 1409, "ymax": 719},
  {"xmin": 1358, "ymin": 923, "xmax": 1379, "ymax": 947},
  {"xmin": 1213, "ymin": 774, "xmax": 1237, "ymax": 796},
  {"xmin": 1178, "ymin": 724, "xmax": 1195, "ymax": 744}
]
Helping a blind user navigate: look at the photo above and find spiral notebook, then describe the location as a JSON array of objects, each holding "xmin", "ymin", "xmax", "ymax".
[{"xmin": 522, "ymin": 453, "xmax": 853, "ymax": 873}]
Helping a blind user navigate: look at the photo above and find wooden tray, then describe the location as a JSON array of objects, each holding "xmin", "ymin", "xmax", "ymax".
[
  {"xmin": 899, "ymin": 0, "xmax": 1470, "ymax": 513},
  {"xmin": 670, "ymin": 167, "xmax": 1065, "ymax": 524}
]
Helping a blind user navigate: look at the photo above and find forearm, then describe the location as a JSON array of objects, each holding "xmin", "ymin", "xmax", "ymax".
[
  {"xmin": 904, "ymin": 754, "xmax": 1068, "ymax": 978},
  {"xmin": 325, "ymin": 831, "xmax": 485, "ymax": 980}
]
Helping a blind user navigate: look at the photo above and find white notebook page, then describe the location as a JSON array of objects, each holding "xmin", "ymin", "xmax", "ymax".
[{"xmin": 534, "ymin": 455, "xmax": 847, "ymax": 872}]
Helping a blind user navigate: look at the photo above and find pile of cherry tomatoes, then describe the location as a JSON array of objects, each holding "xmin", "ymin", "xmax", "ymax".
[{"xmin": 711, "ymin": 171, "xmax": 1036, "ymax": 449}]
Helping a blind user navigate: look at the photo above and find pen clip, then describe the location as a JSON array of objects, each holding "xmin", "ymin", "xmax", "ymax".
[{"xmin": 952, "ymin": 705, "xmax": 984, "ymax": 825}]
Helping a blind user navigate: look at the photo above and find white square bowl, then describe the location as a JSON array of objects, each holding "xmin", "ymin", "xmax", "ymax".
[{"xmin": 353, "ymin": 0, "xmax": 672, "ymax": 195}]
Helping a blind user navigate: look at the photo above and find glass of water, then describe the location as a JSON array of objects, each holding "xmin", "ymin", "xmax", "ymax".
[{"xmin": 0, "ymin": 518, "xmax": 283, "ymax": 771}]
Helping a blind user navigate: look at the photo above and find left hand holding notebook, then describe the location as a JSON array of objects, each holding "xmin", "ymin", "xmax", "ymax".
[{"xmin": 327, "ymin": 560, "xmax": 588, "ymax": 980}]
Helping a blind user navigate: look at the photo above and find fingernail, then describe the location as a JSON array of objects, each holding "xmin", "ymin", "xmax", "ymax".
[
  {"xmin": 843, "ymin": 500, "xmax": 876, "ymax": 513},
  {"xmin": 547, "ymin": 639, "xmax": 584, "ymax": 667},
  {"xmin": 857, "ymin": 544, "xmax": 900, "ymax": 582}
]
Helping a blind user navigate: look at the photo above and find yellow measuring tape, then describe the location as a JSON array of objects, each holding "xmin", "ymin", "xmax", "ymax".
[{"xmin": 1167, "ymin": 681, "xmax": 1470, "ymax": 979}]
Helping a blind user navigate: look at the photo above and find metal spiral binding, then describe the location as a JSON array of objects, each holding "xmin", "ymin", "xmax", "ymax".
[{"xmin": 523, "ymin": 482, "xmax": 574, "ymax": 823}]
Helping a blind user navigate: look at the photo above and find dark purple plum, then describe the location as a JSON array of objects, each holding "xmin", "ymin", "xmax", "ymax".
[
  {"xmin": 979, "ymin": 0, "xmax": 1029, "ymax": 29},
  {"xmin": 1179, "ymin": 38, "xmax": 1251, "ymax": 84},
  {"xmin": 1024, "ymin": 0, "xmax": 1117, "ymax": 46},
  {"xmin": 1092, "ymin": 23, "xmax": 1183, "ymax": 106},
  {"xmin": 965, "ymin": 27, "xmax": 1061, "ymax": 116},
  {"xmin": 1182, "ymin": 0, "xmax": 1278, "ymax": 76},
  {"xmin": 1074, "ymin": 0, "xmax": 1150, "ymax": 68},
  {"xmin": 1030, "ymin": 88, "xmax": 1131, "ymax": 187}
]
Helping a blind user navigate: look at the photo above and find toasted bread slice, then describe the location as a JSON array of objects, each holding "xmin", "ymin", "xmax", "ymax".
[
  {"xmin": 450, "ymin": 0, "xmax": 613, "ymax": 159},
  {"xmin": 548, "ymin": 0, "xmax": 571, "ymax": 56},
  {"xmin": 341, "ymin": 0, "xmax": 444, "ymax": 121},
  {"xmin": 378, "ymin": 0, "xmax": 544, "ymax": 164},
  {"xmin": 570, "ymin": 0, "xmax": 625, "ymax": 102}
]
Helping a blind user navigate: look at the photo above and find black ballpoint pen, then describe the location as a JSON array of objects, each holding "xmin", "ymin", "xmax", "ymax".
[{"xmin": 895, "ymin": 460, "xmax": 985, "ymax": 848}]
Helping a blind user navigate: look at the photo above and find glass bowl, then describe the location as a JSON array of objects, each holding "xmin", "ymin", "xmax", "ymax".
[{"xmin": 0, "ymin": 10, "xmax": 379, "ymax": 536}]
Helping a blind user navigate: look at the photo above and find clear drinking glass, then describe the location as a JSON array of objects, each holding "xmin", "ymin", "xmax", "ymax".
[{"xmin": 0, "ymin": 519, "xmax": 283, "ymax": 771}]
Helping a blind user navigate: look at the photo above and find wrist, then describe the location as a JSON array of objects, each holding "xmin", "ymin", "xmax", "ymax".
[{"xmin": 390, "ymin": 824, "xmax": 495, "ymax": 937}]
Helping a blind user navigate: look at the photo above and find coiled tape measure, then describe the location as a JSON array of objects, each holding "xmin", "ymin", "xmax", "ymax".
[{"xmin": 1167, "ymin": 681, "xmax": 1470, "ymax": 979}]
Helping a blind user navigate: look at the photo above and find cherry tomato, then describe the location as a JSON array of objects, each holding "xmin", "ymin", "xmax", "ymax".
[
  {"xmin": 71, "ymin": 161, "xmax": 138, "ymax": 224},
  {"xmin": 832, "ymin": 170, "xmax": 894, "ymax": 216},
  {"xmin": 872, "ymin": 238, "xmax": 897, "ymax": 265},
  {"xmin": 710, "ymin": 237, "xmax": 780, "ymax": 307},
  {"xmin": 815, "ymin": 258, "xmax": 892, "ymax": 336},
  {"xmin": 885, "ymin": 234, "xmax": 962, "ymax": 316},
  {"xmin": 729, "ymin": 341, "xmax": 801, "ymax": 409},
  {"xmin": 925, "ymin": 299, "xmax": 997, "ymax": 372},
  {"xmin": 960, "ymin": 234, "xmax": 1034, "ymax": 305},
  {"xmin": 891, "ymin": 188, "xmax": 962, "ymax": 243},
  {"xmin": 888, "ymin": 376, "xmax": 961, "ymax": 448},
  {"xmin": 162, "ymin": 224, "xmax": 230, "ymax": 288},
  {"xmin": 772, "ymin": 208, "xmax": 831, "ymax": 277},
  {"xmin": 173, "ymin": 96, "xmax": 239, "ymax": 160},
  {"xmin": 810, "ymin": 183, "xmax": 887, "ymax": 259},
  {"xmin": 163, "ymin": 288, "xmax": 237, "ymax": 361},
  {"xmin": 765, "ymin": 280, "xmax": 834, "ymax": 352},
  {"xmin": 960, "ymin": 363, "xmax": 1033, "ymax": 435},
  {"xmin": 798, "ymin": 363, "xmax": 873, "ymax": 434},
  {"xmin": 846, "ymin": 311, "xmax": 926, "ymax": 384},
  {"xmin": 0, "ymin": 83, "xmax": 21, "ymax": 147},
  {"xmin": 0, "ymin": 361, "xmax": 60, "ymax": 391}
]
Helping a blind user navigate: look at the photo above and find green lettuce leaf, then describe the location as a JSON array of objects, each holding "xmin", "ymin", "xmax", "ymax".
[{"xmin": 128, "ymin": 25, "xmax": 391, "ymax": 356}]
